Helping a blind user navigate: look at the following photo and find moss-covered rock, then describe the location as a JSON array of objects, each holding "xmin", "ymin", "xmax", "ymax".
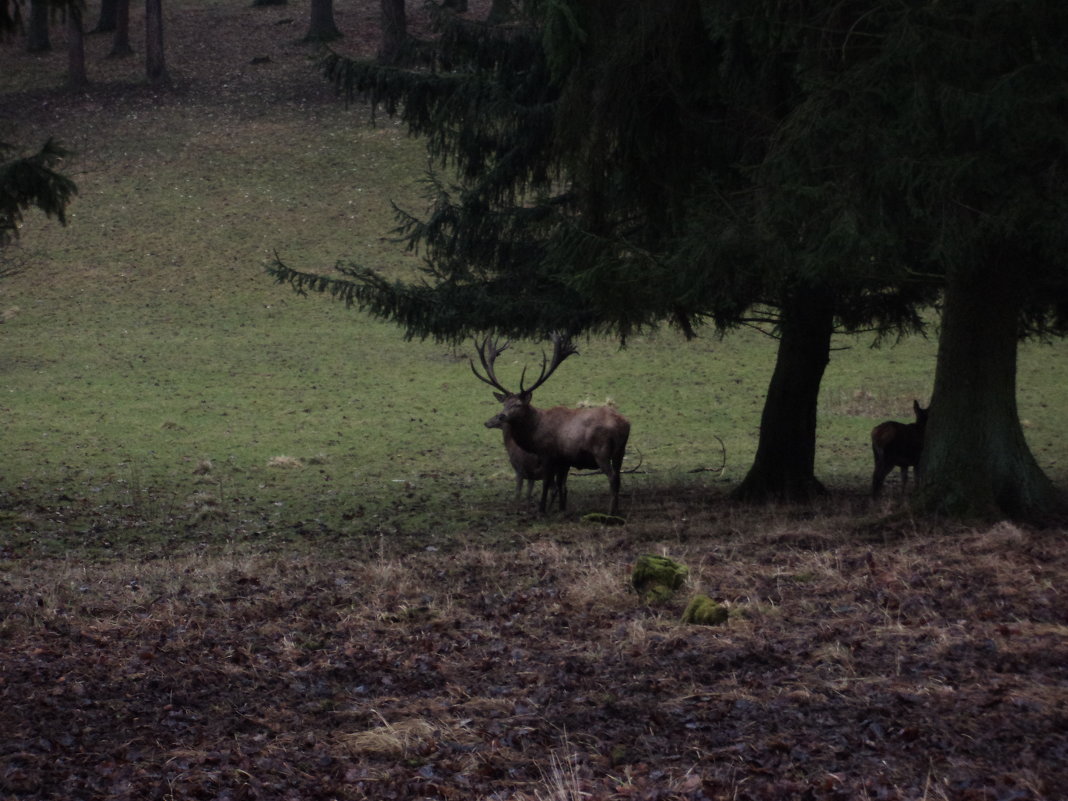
[
  {"xmin": 681, "ymin": 594, "xmax": 729, "ymax": 626},
  {"xmin": 631, "ymin": 555, "xmax": 688, "ymax": 603}
]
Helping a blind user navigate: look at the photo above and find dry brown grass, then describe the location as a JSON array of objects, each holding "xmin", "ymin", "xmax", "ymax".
[{"xmin": 2, "ymin": 504, "xmax": 1066, "ymax": 798}]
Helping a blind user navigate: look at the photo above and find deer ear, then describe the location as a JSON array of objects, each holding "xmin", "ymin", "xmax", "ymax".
[{"xmin": 494, "ymin": 392, "xmax": 507, "ymax": 402}]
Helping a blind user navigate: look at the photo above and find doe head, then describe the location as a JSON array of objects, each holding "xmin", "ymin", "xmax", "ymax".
[{"xmin": 913, "ymin": 400, "xmax": 929, "ymax": 427}]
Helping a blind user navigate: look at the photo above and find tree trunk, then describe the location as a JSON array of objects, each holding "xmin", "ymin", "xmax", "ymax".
[
  {"xmin": 303, "ymin": 0, "xmax": 342, "ymax": 42},
  {"xmin": 378, "ymin": 0, "xmax": 406, "ymax": 64},
  {"xmin": 914, "ymin": 258, "xmax": 1062, "ymax": 520},
  {"xmin": 109, "ymin": 0, "xmax": 134, "ymax": 58},
  {"xmin": 67, "ymin": 5, "xmax": 88, "ymax": 88},
  {"xmin": 732, "ymin": 286, "xmax": 835, "ymax": 504},
  {"xmin": 27, "ymin": 0, "xmax": 50, "ymax": 52},
  {"xmin": 145, "ymin": 0, "xmax": 169, "ymax": 84},
  {"xmin": 92, "ymin": 0, "xmax": 118, "ymax": 33}
]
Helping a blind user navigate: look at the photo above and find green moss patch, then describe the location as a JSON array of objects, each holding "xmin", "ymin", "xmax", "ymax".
[
  {"xmin": 631, "ymin": 554, "xmax": 688, "ymax": 603},
  {"xmin": 681, "ymin": 594, "xmax": 729, "ymax": 626}
]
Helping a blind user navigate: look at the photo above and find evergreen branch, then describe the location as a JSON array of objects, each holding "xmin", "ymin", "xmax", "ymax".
[
  {"xmin": 266, "ymin": 255, "xmax": 596, "ymax": 343},
  {"xmin": 0, "ymin": 138, "xmax": 78, "ymax": 247}
]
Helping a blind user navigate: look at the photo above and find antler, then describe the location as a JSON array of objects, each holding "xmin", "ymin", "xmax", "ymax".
[
  {"xmin": 472, "ymin": 333, "xmax": 578, "ymax": 397},
  {"xmin": 470, "ymin": 337, "xmax": 512, "ymax": 394},
  {"xmin": 519, "ymin": 332, "xmax": 578, "ymax": 395}
]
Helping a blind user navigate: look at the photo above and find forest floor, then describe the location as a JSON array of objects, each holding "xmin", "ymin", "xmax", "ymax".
[
  {"xmin": 2, "ymin": 1, "xmax": 1067, "ymax": 799},
  {"xmin": 2, "ymin": 510, "xmax": 1067, "ymax": 800}
]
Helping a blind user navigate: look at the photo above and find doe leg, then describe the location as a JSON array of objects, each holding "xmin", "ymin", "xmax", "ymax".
[
  {"xmin": 555, "ymin": 467, "xmax": 569, "ymax": 512},
  {"xmin": 872, "ymin": 458, "xmax": 893, "ymax": 498}
]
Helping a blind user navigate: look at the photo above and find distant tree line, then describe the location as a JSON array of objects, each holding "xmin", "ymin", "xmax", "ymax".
[
  {"xmin": 270, "ymin": 0, "xmax": 1068, "ymax": 522},
  {"xmin": 5, "ymin": 0, "xmax": 165, "ymax": 86},
  {"xmin": 6, "ymin": 0, "xmax": 440, "ymax": 88}
]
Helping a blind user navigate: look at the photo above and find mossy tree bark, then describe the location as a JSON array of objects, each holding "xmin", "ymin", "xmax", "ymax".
[
  {"xmin": 732, "ymin": 286, "xmax": 835, "ymax": 504},
  {"xmin": 914, "ymin": 259, "xmax": 1062, "ymax": 521}
]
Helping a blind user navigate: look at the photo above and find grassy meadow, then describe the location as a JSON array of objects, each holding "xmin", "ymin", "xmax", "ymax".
[
  {"xmin": 2, "ymin": 3, "xmax": 1068, "ymax": 799},
  {"xmin": 3, "ymin": 0, "xmax": 1065, "ymax": 555}
]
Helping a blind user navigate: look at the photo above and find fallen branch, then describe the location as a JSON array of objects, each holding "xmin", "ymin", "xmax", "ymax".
[{"xmin": 687, "ymin": 435, "xmax": 726, "ymax": 475}]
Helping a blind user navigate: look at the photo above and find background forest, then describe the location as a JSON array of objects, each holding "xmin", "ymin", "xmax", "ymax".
[{"xmin": 2, "ymin": 1, "xmax": 1067, "ymax": 799}]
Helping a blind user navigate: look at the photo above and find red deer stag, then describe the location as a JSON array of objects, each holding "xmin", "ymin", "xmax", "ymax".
[
  {"xmin": 871, "ymin": 400, "xmax": 929, "ymax": 498},
  {"xmin": 472, "ymin": 335, "xmax": 631, "ymax": 515}
]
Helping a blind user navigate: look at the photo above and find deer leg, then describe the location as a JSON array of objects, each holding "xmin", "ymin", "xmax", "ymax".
[
  {"xmin": 599, "ymin": 453, "xmax": 623, "ymax": 516},
  {"xmin": 556, "ymin": 467, "xmax": 569, "ymax": 512},
  {"xmin": 899, "ymin": 465, "xmax": 909, "ymax": 495},
  {"xmin": 872, "ymin": 455, "xmax": 893, "ymax": 498},
  {"xmin": 538, "ymin": 475, "xmax": 552, "ymax": 513}
]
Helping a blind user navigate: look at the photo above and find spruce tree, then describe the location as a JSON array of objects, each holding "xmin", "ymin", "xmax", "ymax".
[{"xmin": 270, "ymin": 0, "xmax": 937, "ymax": 505}]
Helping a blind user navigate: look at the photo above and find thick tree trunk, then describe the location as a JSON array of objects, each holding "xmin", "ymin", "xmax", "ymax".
[
  {"xmin": 145, "ymin": 0, "xmax": 169, "ymax": 84},
  {"xmin": 109, "ymin": 0, "xmax": 134, "ymax": 57},
  {"xmin": 303, "ymin": 0, "xmax": 342, "ymax": 42},
  {"xmin": 67, "ymin": 5, "xmax": 88, "ymax": 88},
  {"xmin": 27, "ymin": 0, "xmax": 50, "ymax": 52},
  {"xmin": 378, "ymin": 0, "xmax": 406, "ymax": 65},
  {"xmin": 732, "ymin": 287, "xmax": 835, "ymax": 504},
  {"xmin": 92, "ymin": 0, "xmax": 118, "ymax": 33},
  {"xmin": 914, "ymin": 259, "xmax": 1062, "ymax": 520}
]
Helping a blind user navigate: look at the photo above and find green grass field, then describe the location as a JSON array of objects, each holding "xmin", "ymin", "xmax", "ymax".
[{"xmin": 2, "ymin": 0, "xmax": 1067, "ymax": 558}]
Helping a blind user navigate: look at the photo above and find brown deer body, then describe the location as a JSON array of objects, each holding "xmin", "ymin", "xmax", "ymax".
[
  {"xmin": 871, "ymin": 400, "xmax": 929, "ymax": 498},
  {"xmin": 473, "ymin": 336, "xmax": 631, "ymax": 516}
]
